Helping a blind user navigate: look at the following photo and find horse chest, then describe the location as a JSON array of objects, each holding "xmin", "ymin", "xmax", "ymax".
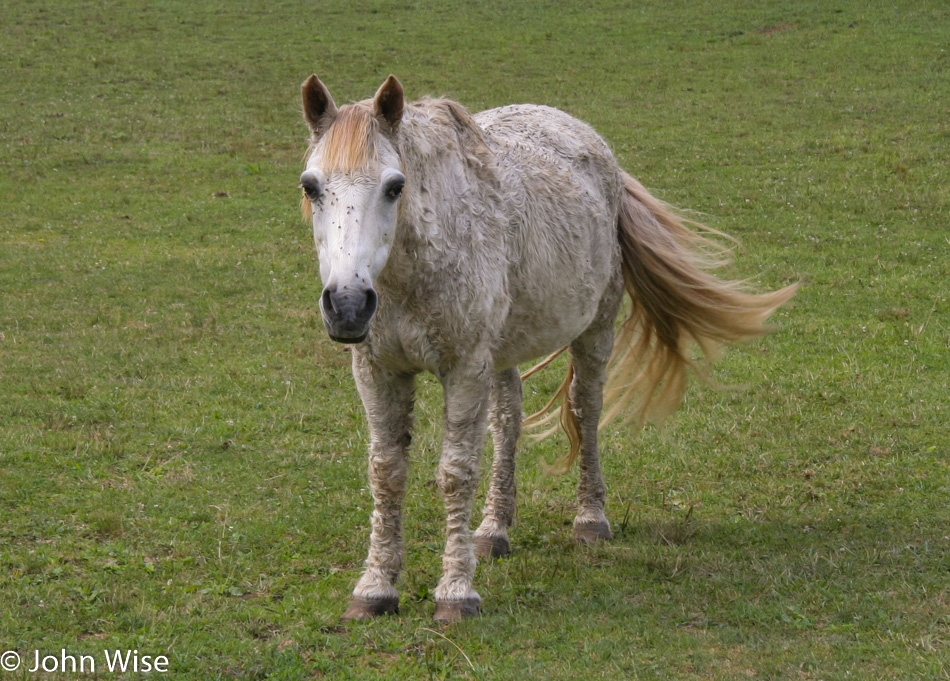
[{"xmin": 365, "ymin": 293, "xmax": 501, "ymax": 375}]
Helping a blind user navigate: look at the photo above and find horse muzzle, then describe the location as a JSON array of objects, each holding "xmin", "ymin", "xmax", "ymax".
[{"xmin": 320, "ymin": 285, "xmax": 378, "ymax": 343}]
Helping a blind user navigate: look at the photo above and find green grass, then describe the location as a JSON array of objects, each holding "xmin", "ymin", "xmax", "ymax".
[{"xmin": 1, "ymin": 1, "xmax": 948, "ymax": 679}]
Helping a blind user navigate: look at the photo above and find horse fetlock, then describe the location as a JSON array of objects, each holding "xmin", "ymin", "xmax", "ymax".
[
  {"xmin": 353, "ymin": 570, "xmax": 400, "ymax": 598},
  {"xmin": 434, "ymin": 573, "xmax": 479, "ymax": 600}
]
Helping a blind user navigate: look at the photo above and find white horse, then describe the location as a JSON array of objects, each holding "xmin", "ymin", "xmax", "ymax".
[{"xmin": 299, "ymin": 75, "xmax": 796, "ymax": 622}]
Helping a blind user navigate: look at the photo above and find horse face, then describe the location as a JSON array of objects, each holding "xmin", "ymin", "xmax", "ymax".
[
  {"xmin": 301, "ymin": 75, "xmax": 405, "ymax": 344},
  {"xmin": 302, "ymin": 154, "xmax": 404, "ymax": 343}
]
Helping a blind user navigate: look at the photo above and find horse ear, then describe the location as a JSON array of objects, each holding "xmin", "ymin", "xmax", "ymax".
[
  {"xmin": 372, "ymin": 75, "xmax": 404, "ymax": 133},
  {"xmin": 302, "ymin": 75, "xmax": 338, "ymax": 137}
]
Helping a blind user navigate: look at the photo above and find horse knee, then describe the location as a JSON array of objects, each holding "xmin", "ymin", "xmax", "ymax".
[
  {"xmin": 436, "ymin": 456, "xmax": 478, "ymax": 500},
  {"xmin": 368, "ymin": 451, "xmax": 408, "ymax": 493}
]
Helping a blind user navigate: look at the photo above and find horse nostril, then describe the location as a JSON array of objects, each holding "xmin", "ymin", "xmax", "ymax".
[
  {"xmin": 321, "ymin": 287, "xmax": 336, "ymax": 314},
  {"xmin": 364, "ymin": 288, "xmax": 378, "ymax": 315}
]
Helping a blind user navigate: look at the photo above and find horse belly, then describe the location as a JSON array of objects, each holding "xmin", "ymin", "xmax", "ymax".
[
  {"xmin": 493, "ymin": 228, "xmax": 620, "ymax": 370},
  {"xmin": 493, "ymin": 307, "xmax": 599, "ymax": 370}
]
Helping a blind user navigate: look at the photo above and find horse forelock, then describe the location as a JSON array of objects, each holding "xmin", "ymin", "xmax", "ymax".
[{"xmin": 319, "ymin": 105, "xmax": 380, "ymax": 173}]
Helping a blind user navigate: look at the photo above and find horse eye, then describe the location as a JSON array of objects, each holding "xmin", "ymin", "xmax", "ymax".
[
  {"xmin": 300, "ymin": 175, "xmax": 323, "ymax": 202},
  {"xmin": 385, "ymin": 180, "xmax": 404, "ymax": 201}
]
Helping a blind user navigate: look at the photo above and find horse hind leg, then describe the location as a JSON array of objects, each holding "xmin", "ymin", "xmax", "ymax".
[
  {"xmin": 569, "ymin": 281, "xmax": 622, "ymax": 544},
  {"xmin": 474, "ymin": 367, "xmax": 522, "ymax": 559}
]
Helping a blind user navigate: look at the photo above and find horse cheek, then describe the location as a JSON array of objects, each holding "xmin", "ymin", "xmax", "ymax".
[
  {"xmin": 370, "ymin": 244, "xmax": 391, "ymax": 281},
  {"xmin": 316, "ymin": 245, "xmax": 332, "ymax": 285}
]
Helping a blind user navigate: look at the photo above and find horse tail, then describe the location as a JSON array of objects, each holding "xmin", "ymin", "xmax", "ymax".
[
  {"xmin": 602, "ymin": 172, "xmax": 797, "ymax": 429},
  {"xmin": 524, "ymin": 172, "xmax": 796, "ymax": 473}
]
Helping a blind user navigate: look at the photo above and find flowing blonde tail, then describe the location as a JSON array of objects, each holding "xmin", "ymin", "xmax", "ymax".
[
  {"xmin": 524, "ymin": 173, "xmax": 798, "ymax": 471},
  {"xmin": 521, "ymin": 356, "xmax": 580, "ymax": 475},
  {"xmin": 604, "ymin": 172, "xmax": 797, "ymax": 429}
]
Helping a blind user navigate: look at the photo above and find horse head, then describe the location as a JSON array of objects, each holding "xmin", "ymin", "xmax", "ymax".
[{"xmin": 300, "ymin": 75, "xmax": 405, "ymax": 343}]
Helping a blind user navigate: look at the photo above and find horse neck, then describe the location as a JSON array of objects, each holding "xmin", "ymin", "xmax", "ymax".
[
  {"xmin": 375, "ymin": 200, "xmax": 448, "ymax": 297},
  {"xmin": 377, "ymin": 104, "xmax": 502, "ymax": 295}
]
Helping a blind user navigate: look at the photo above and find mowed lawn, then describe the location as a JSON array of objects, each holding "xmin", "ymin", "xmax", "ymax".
[{"xmin": 1, "ymin": 1, "xmax": 948, "ymax": 679}]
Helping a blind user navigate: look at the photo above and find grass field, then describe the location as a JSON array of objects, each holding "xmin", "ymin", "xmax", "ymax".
[{"xmin": 1, "ymin": 1, "xmax": 948, "ymax": 679}]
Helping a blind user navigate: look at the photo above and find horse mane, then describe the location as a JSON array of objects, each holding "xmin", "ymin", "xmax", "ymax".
[
  {"xmin": 397, "ymin": 98, "xmax": 495, "ymax": 187},
  {"xmin": 413, "ymin": 98, "xmax": 485, "ymax": 143}
]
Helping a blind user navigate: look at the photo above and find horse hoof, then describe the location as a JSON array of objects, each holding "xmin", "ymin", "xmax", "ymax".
[
  {"xmin": 433, "ymin": 598, "xmax": 480, "ymax": 623},
  {"xmin": 474, "ymin": 535, "xmax": 510, "ymax": 559},
  {"xmin": 573, "ymin": 520, "xmax": 613, "ymax": 544},
  {"xmin": 341, "ymin": 596, "xmax": 399, "ymax": 621}
]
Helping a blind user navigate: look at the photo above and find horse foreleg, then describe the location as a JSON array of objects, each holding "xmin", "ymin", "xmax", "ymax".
[
  {"xmin": 342, "ymin": 353, "xmax": 415, "ymax": 621},
  {"xmin": 569, "ymin": 284, "xmax": 621, "ymax": 544},
  {"xmin": 433, "ymin": 358, "xmax": 492, "ymax": 623},
  {"xmin": 474, "ymin": 367, "xmax": 522, "ymax": 559}
]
